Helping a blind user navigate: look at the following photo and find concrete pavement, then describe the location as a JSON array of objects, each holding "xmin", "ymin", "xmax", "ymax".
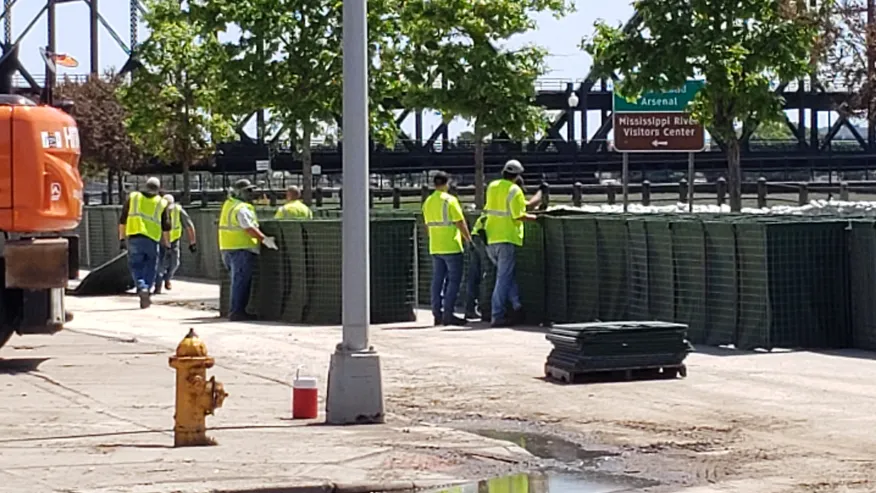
[{"xmin": 0, "ymin": 279, "xmax": 535, "ymax": 493}]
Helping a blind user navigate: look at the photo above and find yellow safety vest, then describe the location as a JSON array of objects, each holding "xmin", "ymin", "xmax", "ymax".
[
  {"xmin": 484, "ymin": 179, "xmax": 526, "ymax": 246},
  {"xmin": 422, "ymin": 190, "xmax": 463, "ymax": 255},
  {"xmin": 274, "ymin": 200, "xmax": 313, "ymax": 220},
  {"xmin": 218, "ymin": 198, "xmax": 259, "ymax": 251},
  {"xmin": 125, "ymin": 191, "xmax": 166, "ymax": 242},
  {"xmin": 169, "ymin": 206, "xmax": 183, "ymax": 242},
  {"xmin": 471, "ymin": 214, "xmax": 487, "ymax": 235}
]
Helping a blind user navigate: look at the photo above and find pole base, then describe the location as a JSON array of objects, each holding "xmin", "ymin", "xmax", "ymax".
[{"xmin": 325, "ymin": 348, "xmax": 385, "ymax": 425}]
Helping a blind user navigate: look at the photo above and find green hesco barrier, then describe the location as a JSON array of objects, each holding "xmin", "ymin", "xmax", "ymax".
[
  {"xmin": 477, "ymin": 221, "xmax": 547, "ymax": 325},
  {"xmin": 626, "ymin": 218, "xmax": 649, "ymax": 320},
  {"xmin": 563, "ymin": 216, "xmax": 599, "ymax": 322},
  {"xmin": 279, "ymin": 222, "xmax": 308, "ymax": 323},
  {"xmin": 595, "ymin": 216, "xmax": 629, "ymax": 321},
  {"xmin": 849, "ymin": 220, "xmax": 876, "ymax": 351},
  {"xmin": 702, "ymin": 221, "xmax": 738, "ymax": 346},
  {"xmin": 733, "ymin": 220, "xmax": 851, "ymax": 350},
  {"xmin": 643, "ymin": 217, "xmax": 674, "ymax": 322},
  {"xmin": 671, "ymin": 219, "xmax": 707, "ymax": 344},
  {"xmin": 542, "ymin": 216, "xmax": 568, "ymax": 323},
  {"xmin": 247, "ymin": 221, "xmax": 286, "ymax": 320}
]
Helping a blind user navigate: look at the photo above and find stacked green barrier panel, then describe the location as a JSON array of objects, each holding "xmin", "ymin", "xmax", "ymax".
[
  {"xmin": 563, "ymin": 216, "xmax": 599, "ymax": 322},
  {"xmin": 595, "ymin": 216, "xmax": 630, "ymax": 321},
  {"xmin": 671, "ymin": 218, "xmax": 707, "ymax": 344},
  {"xmin": 766, "ymin": 220, "xmax": 850, "ymax": 349},
  {"xmin": 477, "ymin": 221, "xmax": 546, "ymax": 325},
  {"xmin": 370, "ymin": 219, "xmax": 417, "ymax": 323},
  {"xmin": 279, "ymin": 221, "xmax": 308, "ymax": 323},
  {"xmin": 702, "ymin": 220, "xmax": 738, "ymax": 346},
  {"xmin": 625, "ymin": 218, "xmax": 649, "ymax": 320},
  {"xmin": 301, "ymin": 221, "xmax": 343, "ymax": 324},
  {"xmin": 219, "ymin": 256, "xmax": 230, "ymax": 317},
  {"xmin": 416, "ymin": 215, "xmax": 431, "ymax": 307},
  {"xmin": 849, "ymin": 220, "xmax": 876, "ymax": 351},
  {"xmin": 732, "ymin": 221, "xmax": 772, "ymax": 350},
  {"xmin": 643, "ymin": 217, "xmax": 674, "ymax": 322},
  {"xmin": 517, "ymin": 221, "xmax": 546, "ymax": 325},
  {"xmin": 248, "ymin": 221, "xmax": 287, "ymax": 320},
  {"xmin": 543, "ymin": 216, "xmax": 568, "ymax": 323}
]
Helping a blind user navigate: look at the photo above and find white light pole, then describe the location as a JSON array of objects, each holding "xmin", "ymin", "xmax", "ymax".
[
  {"xmin": 568, "ymin": 92, "xmax": 579, "ymax": 173},
  {"xmin": 325, "ymin": 0, "xmax": 385, "ymax": 425}
]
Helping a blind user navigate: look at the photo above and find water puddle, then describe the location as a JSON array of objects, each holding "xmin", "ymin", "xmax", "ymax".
[
  {"xmin": 426, "ymin": 472, "xmax": 640, "ymax": 493},
  {"xmin": 472, "ymin": 430, "xmax": 619, "ymax": 466}
]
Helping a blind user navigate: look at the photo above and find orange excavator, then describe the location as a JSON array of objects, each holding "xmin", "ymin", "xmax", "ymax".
[{"xmin": 0, "ymin": 47, "xmax": 83, "ymax": 350}]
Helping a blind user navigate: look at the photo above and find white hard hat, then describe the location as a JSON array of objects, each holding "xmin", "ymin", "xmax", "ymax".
[
  {"xmin": 163, "ymin": 194, "xmax": 175, "ymax": 205},
  {"xmin": 145, "ymin": 177, "xmax": 161, "ymax": 191},
  {"xmin": 502, "ymin": 159, "xmax": 524, "ymax": 174}
]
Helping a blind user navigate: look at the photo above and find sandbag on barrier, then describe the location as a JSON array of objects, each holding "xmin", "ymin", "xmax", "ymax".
[{"xmin": 71, "ymin": 252, "xmax": 134, "ymax": 296}]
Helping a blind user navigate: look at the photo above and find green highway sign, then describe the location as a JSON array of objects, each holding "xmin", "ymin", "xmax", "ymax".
[{"xmin": 612, "ymin": 80, "xmax": 705, "ymax": 113}]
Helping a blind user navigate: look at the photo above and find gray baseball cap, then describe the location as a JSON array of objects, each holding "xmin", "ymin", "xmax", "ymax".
[{"xmin": 233, "ymin": 179, "xmax": 257, "ymax": 192}]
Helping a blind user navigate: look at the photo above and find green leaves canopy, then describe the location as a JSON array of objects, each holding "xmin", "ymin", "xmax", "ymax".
[{"xmin": 118, "ymin": 0, "xmax": 234, "ymax": 172}]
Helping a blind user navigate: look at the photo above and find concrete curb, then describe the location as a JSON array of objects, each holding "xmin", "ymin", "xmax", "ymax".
[{"xmin": 214, "ymin": 480, "xmax": 466, "ymax": 493}]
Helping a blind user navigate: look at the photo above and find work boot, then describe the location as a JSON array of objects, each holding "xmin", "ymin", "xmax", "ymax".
[
  {"xmin": 229, "ymin": 312, "xmax": 257, "ymax": 322},
  {"xmin": 443, "ymin": 315, "xmax": 467, "ymax": 327},
  {"xmin": 138, "ymin": 288, "xmax": 151, "ymax": 309},
  {"xmin": 490, "ymin": 318, "xmax": 510, "ymax": 328},
  {"xmin": 165, "ymin": 280, "xmax": 172, "ymax": 291},
  {"xmin": 433, "ymin": 316, "xmax": 443, "ymax": 327},
  {"xmin": 153, "ymin": 284, "xmax": 162, "ymax": 295}
]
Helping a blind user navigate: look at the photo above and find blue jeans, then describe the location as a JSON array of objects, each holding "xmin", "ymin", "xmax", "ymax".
[
  {"xmin": 222, "ymin": 250, "xmax": 256, "ymax": 316},
  {"xmin": 465, "ymin": 238, "xmax": 485, "ymax": 312},
  {"xmin": 127, "ymin": 235, "xmax": 160, "ymax": 292},
  {"xmin": 431, "ymin": 253, "xmax": 463, "ymax": 321},
  {"xmin": 486, "ymin": 243, "xmax": 522, "ymax": 322},
  {"xmin": 156, "ymin": 240, "xmax": 181, "ymax": 287}
]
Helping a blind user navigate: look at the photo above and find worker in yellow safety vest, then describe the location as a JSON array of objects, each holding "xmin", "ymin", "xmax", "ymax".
[
  {"xmin": 117, "ymin": 176, "xmax": 172, "ymax": 309},
  {"xmin": 483, "ymin": 160, "xmax": 540, "ymax": 327},
  {"xmin": 274, "ymin": 185, "xmax": 313, "ymax": 219},
  {"xmin": 218, "ymin": 179, "xmax": 278, "ymax": 321},
  {"xmin": 154, "ymin": 194, "xmax": 198, "ymax": 295},
  {"xmin": 422, "ymin": 171, "xmax": 471, "ymax": 326}
]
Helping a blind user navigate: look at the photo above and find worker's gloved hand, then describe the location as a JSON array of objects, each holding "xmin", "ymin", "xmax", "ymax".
[
  {"xmin": 189, "ymin": 243, "xmax": 198, "ymax": 254},
  {"xmin": 119, "ymin": 239, "xmax": 127, "ymax": 251},
  {"xmin": 262, "ymin": 236, "xmax": 279, "ymax": 250}
]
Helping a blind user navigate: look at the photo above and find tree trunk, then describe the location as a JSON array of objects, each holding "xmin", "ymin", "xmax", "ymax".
[
  {"xmin": 726, "ymin": 136, "xmax": 742, "ymax": 212},
  {"xmin": 302, "ymin": 126, "xmax": 313, "ymax": 205},
  {"xmin": 182, "ymin": 93, "xmax": 191, "ymax": 205},
  {"xmin": 473, "ymin": 123, "xmax": 485, "ymax": 209}
]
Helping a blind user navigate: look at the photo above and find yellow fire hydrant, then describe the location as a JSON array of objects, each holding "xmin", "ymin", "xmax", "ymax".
[{"xmin": 168, "ymin": 328, "xmax": 228, "ymax": 447}]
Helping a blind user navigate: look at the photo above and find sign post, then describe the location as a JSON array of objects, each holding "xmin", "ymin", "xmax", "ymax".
[{"xmin": 612, "ymin": 80, "xmax": 706, "ymax": 210}]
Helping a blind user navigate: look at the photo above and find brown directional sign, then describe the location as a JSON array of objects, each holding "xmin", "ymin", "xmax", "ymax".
[{"xmin": 613, "ymin": 112, "xmax": 705, "ymax": 153}]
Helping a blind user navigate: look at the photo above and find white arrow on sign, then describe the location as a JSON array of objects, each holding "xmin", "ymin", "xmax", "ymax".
[{"xmin": 651, "ymin": 140, "xmax": 669, "ymax": 148}]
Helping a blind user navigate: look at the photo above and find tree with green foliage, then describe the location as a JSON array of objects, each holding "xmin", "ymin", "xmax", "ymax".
[
  {"xmin": 56, "ymin": 74, "xmax": 142, "ymax": 181},
  {"xmin": 191, "ymin": 0, "xmax": 406, "ymax": 205},
  {"xmin": 118, "ymin": 0, "xmax": 234, "ymax": 204},
  {"xmin": 585, "ymin": 0, "xmax": 825, "ymax": 211},
  {"xmin": 399, "ymin": 0, "xmax": 573, "ymax": 207}
]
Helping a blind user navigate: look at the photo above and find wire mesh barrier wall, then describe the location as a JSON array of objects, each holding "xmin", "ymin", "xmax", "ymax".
[
  {"xmin": 218, "ymin": 219, "xmax": 417, "ymax": 324},
  {"xmin": 72, "ymin": 204, "xmax": 876, "ymax": 350}
]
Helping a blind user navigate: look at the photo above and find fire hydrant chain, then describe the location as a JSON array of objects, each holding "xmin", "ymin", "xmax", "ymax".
[{"xmin": 168, "ymin": 329, "xmax": 228, "ymax": 447}]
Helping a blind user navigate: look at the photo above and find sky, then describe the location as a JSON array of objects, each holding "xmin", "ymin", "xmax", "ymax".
[{"xmin": 7, "ymin": 1, "xmax": 833, "ymax": 143}]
